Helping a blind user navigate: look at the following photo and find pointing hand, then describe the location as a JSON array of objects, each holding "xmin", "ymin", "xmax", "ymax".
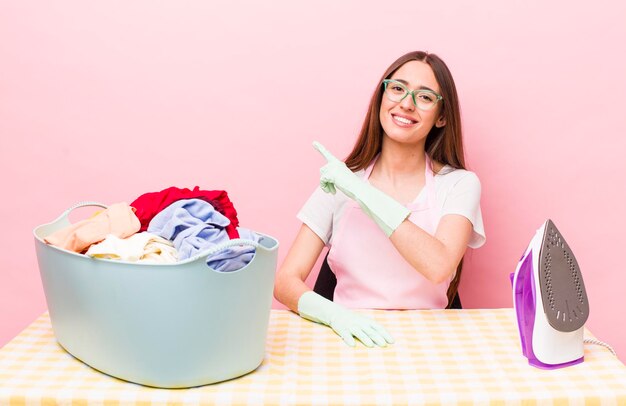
[
  {"xmin": 311, "ymin": 140, "xmax": 410, "ymax": 237},
  {"xmin": 312, "ymin": 141, "xmax": 357, "ymax": 198}
]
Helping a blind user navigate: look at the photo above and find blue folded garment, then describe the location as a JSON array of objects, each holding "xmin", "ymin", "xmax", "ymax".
[
  {"xmin": 206, "ymin": 228, "xmax": 262, "ymax": 272},
  {"xmin": 147, "ymin": 198, "xmax": 259, "ymax": 272}
]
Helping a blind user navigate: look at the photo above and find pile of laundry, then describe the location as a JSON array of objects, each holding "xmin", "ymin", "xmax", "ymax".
[{"xmin": 44, "ymin": 186, "xmax": 262, "ymax": 272}]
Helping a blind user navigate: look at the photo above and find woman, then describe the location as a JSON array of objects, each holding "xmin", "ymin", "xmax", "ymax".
[{"xmin": 274, "ymin": 51, "xmax": 486, "ymax": 348}]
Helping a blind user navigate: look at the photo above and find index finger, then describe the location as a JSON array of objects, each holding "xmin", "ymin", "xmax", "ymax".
[
  {"xmin": 371, "ymin": 322, "xmax": 394, "ymax": 344},
  {"xmin": 312, "ymin": 141, "xmax": 338, "ymax": 163}
]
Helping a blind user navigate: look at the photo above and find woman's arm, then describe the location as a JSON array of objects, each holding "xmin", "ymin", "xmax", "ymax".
[
  {"xmin": 390, "ymin": 214, "xmax": 473, "ymax": 284},
  {"xmin": 273, "ymin": 223, "xmax": 326, "ymax": 312},
  {"xmin": 274, "ymin": 223, "xmax": 394, "ymax": 347},
  {"xmin": 311, "ymin": 141, "xmax": 477, "ymax": 284}
]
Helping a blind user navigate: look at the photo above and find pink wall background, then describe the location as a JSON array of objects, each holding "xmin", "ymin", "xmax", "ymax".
[{"xmin": 2, "ymin": 1, "xmax": 625, "ymax": 362}]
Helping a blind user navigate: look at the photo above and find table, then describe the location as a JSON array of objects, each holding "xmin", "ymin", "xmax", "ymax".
[{"xmin": 1, "ymin": 309, "xmax": 625, "ymax": 405}]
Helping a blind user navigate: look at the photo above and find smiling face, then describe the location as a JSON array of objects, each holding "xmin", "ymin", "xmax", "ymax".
[{"xmin": 379, "ymin": 60, "xmax": 446, "ymax": 146}]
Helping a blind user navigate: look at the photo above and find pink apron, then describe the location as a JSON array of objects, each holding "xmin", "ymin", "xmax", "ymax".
[{"xmin": 327, "ymin": 155, "xmax": 450, "ymax": 309}]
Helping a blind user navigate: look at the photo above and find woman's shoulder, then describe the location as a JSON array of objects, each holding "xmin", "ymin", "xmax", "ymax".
[
  {"xmin": 432, "ymin": 162, "xmax": 481, "ymax": 188},
  {"xmin": 354, "ymin": 167, "xmax": 368, "ymax": 179}
]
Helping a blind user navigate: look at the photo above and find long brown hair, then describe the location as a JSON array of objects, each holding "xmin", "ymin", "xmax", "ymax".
[{"xmin": 345, "ymin": 51, "xmax": 465, "ymax": 172}]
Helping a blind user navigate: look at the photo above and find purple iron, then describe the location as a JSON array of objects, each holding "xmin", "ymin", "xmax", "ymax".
[{"xmin": 511, "ymin": 219, "xmax": 589, "ymax": 369}]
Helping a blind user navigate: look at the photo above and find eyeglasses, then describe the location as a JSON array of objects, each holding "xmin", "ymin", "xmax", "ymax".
[{"xmin": 382, "ymin": 79, "xmax": 443, "ymax": 111}]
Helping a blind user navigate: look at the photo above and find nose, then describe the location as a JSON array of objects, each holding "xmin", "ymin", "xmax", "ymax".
[{"xmin": 399, "ymin": 93, "xmax": 415, "ymax": 111}]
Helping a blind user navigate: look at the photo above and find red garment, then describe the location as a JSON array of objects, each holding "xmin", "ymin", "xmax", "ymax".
[{"xmin": 130, "ymin": 186, "xmax": 240, "ymax": 239}]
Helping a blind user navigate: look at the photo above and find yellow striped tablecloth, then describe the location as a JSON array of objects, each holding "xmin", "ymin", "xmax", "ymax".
[{"xmin": 1, "ymin": 309, "xmax": 625, "ymax": 405}]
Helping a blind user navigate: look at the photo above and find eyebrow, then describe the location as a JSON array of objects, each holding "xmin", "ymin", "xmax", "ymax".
[{"xmin": 393, "ymin": 78, "xmax": 438, "ymax": 93}]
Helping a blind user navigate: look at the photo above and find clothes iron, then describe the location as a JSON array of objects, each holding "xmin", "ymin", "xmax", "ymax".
[{"xmin": 511, "ymin": 219, "xmax": 589, "ymax": 369}]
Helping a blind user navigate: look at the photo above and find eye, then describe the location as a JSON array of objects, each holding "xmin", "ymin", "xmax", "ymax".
[
  {"xmin": 417, "ymin": 92, "xmax": 435, "ymax": 103},
  {"xmin": 386, "ymin": 81, "xmax": 407, "ymax": 94}
]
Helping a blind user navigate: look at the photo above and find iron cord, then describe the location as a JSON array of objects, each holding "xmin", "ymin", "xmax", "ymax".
[{"xmin": 584, "ymin": 338, "xmax": 617, "ymax": 357}]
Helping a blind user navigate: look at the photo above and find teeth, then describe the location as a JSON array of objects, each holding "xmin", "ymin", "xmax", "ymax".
[{"xmin": 393, "ymin": 115, "xmax": 415, "ymax": 125}]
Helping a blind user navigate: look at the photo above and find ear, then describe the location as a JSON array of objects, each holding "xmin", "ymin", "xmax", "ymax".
[{"xmin": 435, "ymin": 116, "xmax": 446, "ymax": 128}]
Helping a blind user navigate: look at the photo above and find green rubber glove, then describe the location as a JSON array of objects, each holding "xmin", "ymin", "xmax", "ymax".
[
  {"xmin": 313, "ymin": 141, "xmax": 410, "ymax": 237},
  {"xmin": 298, "ymin": 291, "xmax": 394, "ymax": 347}
]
